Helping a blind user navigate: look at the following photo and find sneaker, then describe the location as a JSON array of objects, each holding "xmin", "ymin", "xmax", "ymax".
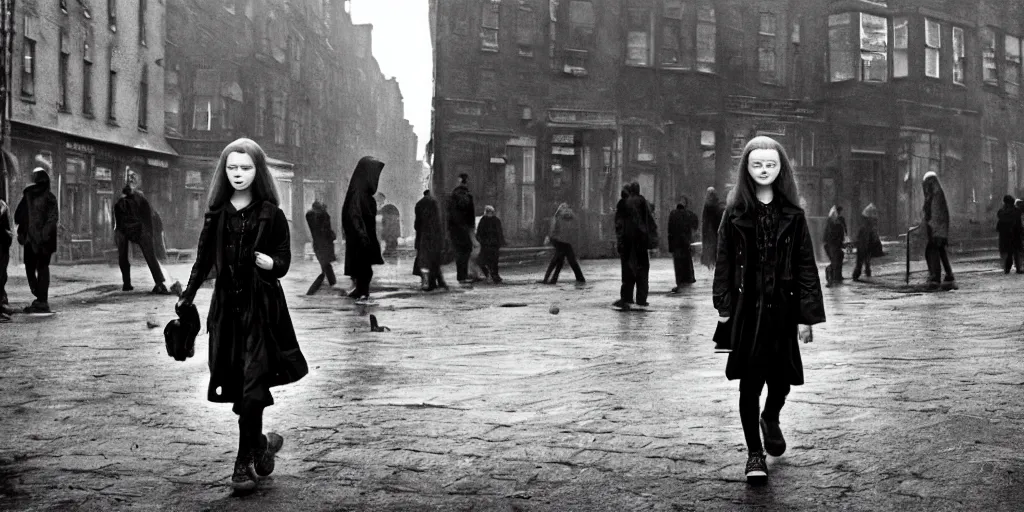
[
  {"xmin": 230, "ymin": 454, "xmax": 258, "ymax": 491},
  {"xmin": 760, "ymin": 417, "xmax": 787, "ymax": 457},
  {"xmin": 24, "ymin": 302, "xmax": 51, "ymax": 314},
  {"xmin": 254, "ymin": 433, "xmax": 284, "ymax": 477},
  {"xmin": 347, "ymin": 289, "xmax": 361, "ymax": 299},
  {"xmin": 635, "ymin": 301, "xmax": 650, "ymax": 308},
  {"xmin": 611, "ymin": 299, "xmax": 631, "ymax": 311},
  {"xmin": 151, "ymin": 284, "xmax": 170, "ymax": 295},
  {"xmin": 745, "ymin": 450, "xmax": 768, "ymax": 484},
  {"xmin": 122, "ymin": 284, "xmax": 134, "ymax": 292},
  {"xmin": 941, "ymin": 278, "xmax": 957, "ymax": 290}
]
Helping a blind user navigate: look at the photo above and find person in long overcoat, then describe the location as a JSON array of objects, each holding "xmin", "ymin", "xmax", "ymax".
[
  {"xmin": 668, "ymin": 198, "xmax": 700, "ymax": 292},
  {"xmin": 0, "ymin": 198, "xmax": 12, "ymax": 321},
  {"xmin": 1017, "ymin": 198, "xmax": 1024, "ymax": 271},
  {"xmin": 712, "ymin": 136, "xmax": 825, "ymax": 484},
  {"xmin": 413, "ymin": 190, "xmax": 449, "ymax": 290},
  {"xmin": 852, "ymin": 203, "xmax": 880, "ymax": 281},
  {"xmin": 14, "ymin": 163, "xmax": 59, "ymax": 313},
  {"xmin": 379, "ymin": 203, "xmax": 401, "ymax": 256},
  {"xmin": 113, "ymin": 185, "xmax": 168, "ymax": 294},
  {"xmin": 542, "ymin": 202, "xmax": 586, "ymax": 284},
  {"xmin": 448, "ymin": 173, "xmax": 476, "ymax": 283},
  {"xmin": 921, "ymin": 171, "xmax": 955, "ymax": 288},
  {"xmin": 996, "ymin": 195, "xmax": 1022, "ymax": 274},
  {"xmin": 342, "ymin": 156, "xmax": 386, "ymax": 302},
  {"xmin": 822, "ymin": 205, "xmax": 847, "ymax": 287},
  {"xmin": 614, "ymin": 182, "xmax": 657, "ymax": 309},
  {"xmin": 475, "ymin": 205, "xmax": 506, "ymax": 283},
  {"xmin": 176, "ymin": 138, "xmax": 307, "ymax": 491},
  {"xmin": 305, "ymin": 200, "xmax": 338, "ymax": 294},
  {"xmin": 701, "ymin": 187, "xmax": 725, "ymax": 270}
]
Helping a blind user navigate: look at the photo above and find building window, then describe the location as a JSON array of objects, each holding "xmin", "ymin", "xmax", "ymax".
[
  {"xmin": 108, "ymin": 0, "xmax": 117, "ymax": 30},
  {"xmin": 982, "ymin": 28, "xmax": 998, "ymax": 85},
  {"xmin": 828, "ymin": 14, "xmax": 854, "ymax": 82},
  {"xmin": 860, "ymin": 13, "xmax": 887, "ymax": 82},
  {"xmin": 139, "ymin": 0, "xmax": 147, "ymax": 45},
  {"xmin": 568, "ymin": 1, "xmax": 595, "ymax": 49},
  {"xmin": 982, "ymin": 137, "xmax": 996, "ymax": 205},
  {"xmin": 830, "ymin": 13, "xmax": 887, "ymax": 82},
  {"xmin": 893, "ymin": 17, "xmax": 908, "ymax": 78},
  {"xmin": 660, "ymin": 0, "xmax": 688, "ymax": 68},
  {"xmin": 59, "ymin": 29, "xmax": 70, "ymax": 112},
  {"xmin": 758, "ymin": 13, "xmax": 777, "ymax": 84},
  {"xmin": 700, "ymin": 130, "xmax": 715, "ymax": 178},
  {"xmin": 164, "ymin": 70, "xmax": 180, "ymax": 134},
  {"xmin": 137, "ymin": 66, "xmax": 149, "ymax": 129},
  {"xmin": 272, "ymin": 92, "xmax": 287, "ymax": 144},
  {"xmin": 924, "ymin": 19, "xmax": 941, "ymax": 78},
  {"xmin": 632, "ymin": 134, "xmax": 655, "ymax": 162},
  {"xmin": 219, "ymin": 82, "xmax": 242, "ymax": 130},
  {"xmin": 1005, "ymin": 35, "xmax": 1021, "ymax": 96},
  {"xmin": 516, "ymin": 2, "xmax": 536, "ymax": 57},
  {"xmin": 696, "ymin": 3, "xmax": 715, "ymax": 72},
  {"xmin": 83, "ymin": 61, "xmax": 94, "ymax": 115},
  {"xmin": 21, "ymin": 35, "xmax": 35, "ymax": 99},
  {"xmin": 192, "ymin": 69, "xmax": 217, "ymax": 131},
  {"xmin": 1009, "ymin": 143, "xmax": 1022, "ymax": 194},
  {"xmin": 952, "ymin": 26, "xmax": 965, "ymax": 85},
  {"xmin": 107, "ymin": 70, "xmax": 118, "ymax": 122},
  {"xmin": 626, "ymin": 8, "xmax": 652, "ymax": 66},
  {"xmin": 481, "ymin": 0, "xmax": 499, "ymax": 52},
  {"xmin": 290, "ymin": 36, "xmax": 302, "ymax": 81}
]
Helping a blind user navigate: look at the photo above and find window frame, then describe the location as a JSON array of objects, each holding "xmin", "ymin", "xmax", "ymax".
[
  {"xmin": 480, "ymin": 0, "xmax": 500, "ymax": 52},
  {"xmin": 924, "ymin": 18, "xmax": 941, "ymax": 79},
  {"xmin": 107, "ymin": 69, "xmax": 118, "ymax": 123},
  {"xmin": 21, "ymin": 36, "xmax": 35, "ymax": 99},
  {"xmin": 758, "ymin": 12, "xmax": 778, "ymax": 84},
  {"xmin": 859, "ymin": 13, "xmax": 888, "ymax": 82},
  {"xmin": 139, "ymin": 0, "xmax": 147, "ymax": 45},
  {"xmin": 660, "ymin": 0, "xmax": 688, "ymax": 68},
  {"xmin": 695, "ymin": 3, "xmax": 716, "ymax": 73},
  {"xmin": 1004, "ymin": 34, "xmax": 1021, "ymax": 96},
  {"xmin": 893, "ymin": 16, "xmax": 908, "ymax": 78},
  {"xmin": 952, "ymin": 26, "xmax": 965, "ymax": 85},
  {"xmin": 625, "ymin": 7, "xmax": 653, "ymax": 67},
  {"xmin": 58, "ymin": 29, "xmax": 70, "ymax": 112},
  {"xmin": 138, "ymin": 65, "xmax": 149, "ymax": 130},
  {"xmin": 982, "ymin": 27, "xmax": 999, "ymax": 86}
]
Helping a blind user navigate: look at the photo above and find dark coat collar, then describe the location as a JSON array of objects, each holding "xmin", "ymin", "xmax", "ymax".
[{"xmin": 729, "ymin": 199, "xmax": 803, "ymax": 229}]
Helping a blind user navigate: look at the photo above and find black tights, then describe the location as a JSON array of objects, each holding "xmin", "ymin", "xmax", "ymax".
[
  {"xmin": 739, "ymin": 374, "xmax": 791, "ymax": 453},
  {"xmin": 236, "ymin": 403, "xmax": 266, "ymax": 460}
]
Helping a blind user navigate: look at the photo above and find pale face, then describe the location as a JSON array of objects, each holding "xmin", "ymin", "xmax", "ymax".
[
  {"xmin": 225, "ymin": 152, "xmax": 256, "ymax": 191},
  {"xmin": 747, "ymin": 148, "xmax": 781, "ymax": 187}
]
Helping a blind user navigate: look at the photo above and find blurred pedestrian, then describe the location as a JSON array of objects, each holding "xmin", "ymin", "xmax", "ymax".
[
  {"xmin": 613, "ymin": 182, "xmax": 657, "ymax": 310},
  {"xmin": 668, "ymin": 198, "xmax": 699, "ymax": 292},
  {"xmin": 414, "ymin": 190, "xmax": 449, "ymax": 291},
  {"xmin": 448, "ymin": 173, "xmax": 477, "ymax": 283},
  {"xmin": 996, "ymin": 195, "xmax": 1022, "ymax": 274},
  {"xmin": 852, "ymin": 203, "xmax": 880, "ymax": 281},
  {"xmin": 822, "ymin": 205, "xmax": 847, "ymax": 287},
  {"xmin": 712, "ymin": 136, "xmax": 825, "ymax": 485},
  {"xmin": 921, "ymin": 171, "xmax": 955, "ymax": 289},
  {"xmin": 379, "ymin": 203, "xmax": 401, "ymax": 256},
  {"xmin": 475, "ymin": 205, "xmax": 506, "ymax": 283},
  {"xmin": 14, "ymin": 161, "xmax": 59, "ymax": 314},
  {"xmin": 342, "ymin": 157, "xmax": 386, "ymax": 304},
  {"xmin": 114, "ymin": 185, "xmax": 169, "ymax": 294},
  {"xmin": 0, "ymin": 197, "xmax": 12, "ymax": 321},
  {"xmin": 541, "ymin": 202, "xmax": 585, "ymax": 284},
  {"xmin": 175, "ymin": 138, "xmax": 308, "ymax": 492},
  {"xmin": 304, "ymin": 200, "xmax": 337, "ymax": 295},
  {"xmin": 701, "ymin": 187, "xmax": 725, "ymax": 271},
  {"xmin": 1016, "ymin": 198, "xmax": 1024, "ymax": 270}
]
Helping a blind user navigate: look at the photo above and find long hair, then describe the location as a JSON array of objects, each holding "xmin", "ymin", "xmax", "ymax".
[
  {"xmin": 726, "ymin": 136, "xmax": 801, "ymax": 212},
  {"xmin": 207, "ymin": 138, "xmax": 280, "ymax": 210},
  {"xmin": 828, "ymin": 205, "xmax": 840, "ymax": 219}
]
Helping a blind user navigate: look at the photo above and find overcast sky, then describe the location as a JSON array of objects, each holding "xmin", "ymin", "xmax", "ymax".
[{"xmin": 351, "ymin": 0, "xmax": 432, "ymax": 161}]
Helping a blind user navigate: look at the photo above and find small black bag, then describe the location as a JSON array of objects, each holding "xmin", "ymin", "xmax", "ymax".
[
  {"xmin": 713, "ymin": 318, "xmax": 733, "ymax": 353},
  {"xmin": 164, "ymin": 302, "xmax": 200, "ymax": 361}
]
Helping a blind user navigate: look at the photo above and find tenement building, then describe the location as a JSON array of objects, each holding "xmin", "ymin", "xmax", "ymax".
[{"xmin": 430, "ymin": 0, "xmax": 1024, "ymax": 255}]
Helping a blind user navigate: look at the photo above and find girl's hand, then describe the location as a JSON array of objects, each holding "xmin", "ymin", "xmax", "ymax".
[
  {"xmin": 175, "ymin": 297, "xmax": 191, "ymax": 311},
  {"xmin": 254, "ymin": 252, "xmax": 274, "ymax": 270},
  {"xmin": 798, "ymin": 324, "xmax": 813, "ymax": 343}
]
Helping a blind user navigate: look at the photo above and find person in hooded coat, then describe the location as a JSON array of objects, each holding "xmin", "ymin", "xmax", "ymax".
[
  {"xmin": 475, "ymin": 205, "xmax": 506, "ymax": 283},
  {"xmin": 712, "ymin": 136, "xmax": 824, "ymax": 484},
  {"xmin": 996, "ymin": 195, "xmax": 1022, "ymax": 274},
  {"xmin": 541, "ymin": 202, "xmax": 585, "ymax": 284},
  {"xmin": 448, "ymin": 173, "xmax": 477, "ymax": 283},
  {"xmin": 14, "ymin": 162, "xmax": 59, "ymax": 313},
  {"xmin": 852, "ymin": 203, "xmax": 880, "ymax": 281},
  {"xmin": 614, "ymin": 182, "xmax": 657, "ymax": 309},
  {"xmin": 342, "ymin": 156, "xmax": 386, "ymax": 302},
  {"xmin": 176, "ymin": 138, "xmax": 307, "ymax": 491},
  {"xmin": 701, "ymin": 187, "xmax": 725, "ymax": 271},
  {"xmin": 0, "ymin": 197, "xmax": 12, "ymax": 321},
  {"xmin": 921, "ymin": 171, "xmax": 955, "ymax": 289},
  {"xmin": 822, "ymin": 205, "xmax": 847, "ymax": 287},
  {"xmin": 305, "ymin": 200, "xmax": 338, "ymax": 294},
  {"xmin": 414, "ymin": 190, "xmax": 449, "ymax": 291},
  {"xmin": 669, "ymin": 198, "xmax": 700, "ymax": 292},
  {"xmin": 113, "ymin": 185, "xmax": 169, "ymax": 294}
]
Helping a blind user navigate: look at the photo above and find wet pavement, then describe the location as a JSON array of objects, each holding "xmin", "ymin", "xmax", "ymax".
[{"xmin": 1, "ymin": 253, "xmax": 1022, "ymax": 511}]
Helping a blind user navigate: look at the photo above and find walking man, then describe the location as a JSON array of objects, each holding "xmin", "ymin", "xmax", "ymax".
[
  {"xmin": 414, "ymin": 190, "xmax": 449, "ymax": 291},
  {"xmin": 14, "ymin": 163, "xmax": 59, "ymax": 313},
  {"xmin": 668, "ymin": 198, "xmax": 699, "ymax": 292},
  {"xmin": 448, "ymin": 173, "xmax": 477, "ymax": 284},
  {"xmin": 996, "ymin": 195, "xmax": 1022, "ymax": 274},
  {"xmin": 475, "ymin": 205, "xmax": 506, "ymax": 283},
  {"xmin": 342, "ymin": 156, "xmax": 386, "ymax": 304},
  {"xmin": 921, "ymin": 171, "xmax": 956, "ymax": 289},
  {"xmin": 114, "ymin": 185, "xmax": 169, "ymax": 294},
  {"xmin": 305, "ymin": 200, "xmax": 338, "ymax": 294},
  {"xmin": 0, "ymin": 197, "xmax": 12, "ymax": 322},
  {"xmin": 614, "ymin": 182, "xmax": 657, "ymax": 310}
]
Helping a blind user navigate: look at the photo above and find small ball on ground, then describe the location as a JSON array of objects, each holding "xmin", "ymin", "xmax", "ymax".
[{"xmin": 549, "ymin": 305, "xmax": 560, "ymax": 315}]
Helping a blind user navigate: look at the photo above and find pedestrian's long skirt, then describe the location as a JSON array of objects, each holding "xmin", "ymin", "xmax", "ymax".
[{"xmin": 673, "ymin": 247, "xmax": 695, "ymax": 284}]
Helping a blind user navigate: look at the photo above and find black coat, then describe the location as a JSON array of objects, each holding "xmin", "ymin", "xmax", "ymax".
[
  {"xmin": 447, "ymin": 185, "xmax": 476, "ymax": 251},
  {"xmin": 0, "ymin": 199, "xmax": 12, "ymax": 249},
  {"xmin": 342, "ymin": 157, "xmax": 385, "ymax": 276},
  {"xmin": 14, "ymin": 176, "xmax": 59, "ymax": 254},
  {"xmin": 113, "ymin": 192, "xmax": 155, "ymax": 241},
  {"xmin": 414, "ymin": 194, "xmax": 447, "ymax": 271},
  {"xmin": 476, "ymin": 215, "xmax": 506, "ymax": 248},
  {"xmin": 182, "ymin": 201, "xmax": 307, "ymax": 405},
  {"xmin": 701, "ymin": 201, "xmax": 725, "ymax": 268},
  {"xmin": 996, "ymin": 205, "xmax": 1022, "ymax": 253},
  {"xmin": 712, "ymin": 201, "xmax": 826, "ymax": 385},
  {"xmin": 305, "ymin": 205, "xmax": 336, "ymax": 262},
  {"xmin": 668, "ymin": 207, "xmax": 699, "ymax": 252},
  {"xmin": 616, "ymin": 193, "xmax": 657, "ymax": 254}
]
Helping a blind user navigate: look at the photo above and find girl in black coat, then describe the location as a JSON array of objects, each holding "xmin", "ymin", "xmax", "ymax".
[
  {"xmin": 342, "ymin": 157, "xmax": 386, "ymax": 302},
  {"xmin": 701, "ymin": 187, "xmax": 725, "ymax": 271},
  {"xmin": 668, "ymin": 198, "xmax": 699, "ymax": 291},
  {"xmin": 996, "ymin": 195, "xmax": 1023, "ymax": 274},
  {"xmin": 712, "ymin": 136, "xmax": 825, "ymax": 484},
  {"xmin": 475, "ymin": 205, "xmax": 506, "ymax": 283},
  {"xmin": 177, "ymin": 138, "xmax": 308, "ymax": 491}
]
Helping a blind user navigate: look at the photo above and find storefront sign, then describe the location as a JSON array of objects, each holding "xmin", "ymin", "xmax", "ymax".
[
  {"xmin": 489, "ymin": 157, "xmax": 506, "ymax": 164},
  {"xmin": 547, "ymin": 109, "xmax": 617, "ymax": 126},
  {"xmin": 551, "ymin": 134, "xmax": 575, "ymax": 145},
  {"xmin": 94, "ymin": 166, "xmax": 112, "ymax": 181},
  {"xmin": 755, "ymin": 121, "xmax": 788, "ymax": 136},
  {"xmin": 724, "ymin": 95, "xmax": 816, "ymax": 117},
  {"xmin": 552, "ymin": 146, "xmax": 576, "ymax": 156},
  {"xmin": 146, "ymin": 158, "xmax": 169, "ymax": 168},
  {"xmin": 66, "ymin": 141, "xmax": 95, "ymax": 154},
  {"xmin": 448, "ymin": 99, "xmax": 485, "ymax": 117}
]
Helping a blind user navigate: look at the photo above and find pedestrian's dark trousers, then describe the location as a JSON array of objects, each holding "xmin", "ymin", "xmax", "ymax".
[
  {"xmin": 739, "ymin": 373, "xmax": 791, "ymax": 454},
  {"xmin": 455, "ymin": 248, "xmax": 472, "ymax": 281},
  {"xmin": 306, "ymin": 255, "xmax": 337, "ymax": 295},
  {"xmin": 116, "ymin": 231, "xmax": 164, "ymax": 287},
  {"xmin": 672, "ymin": 247, "xmax": 695, "ymax": 285},
  {"xmin": 478, "ymin": 245, "xmax": 500, "ymax": 280},
  {"xmin": 235, "ymin": 400, "xmax": 266, "ymax": 460},
  {"xmin": 24, "ymin": 245, "xmax": 52, "ymax": 303},
  {"xmin": 826, "ymin": 246, "xmax": 844, "ymax": 282},
  {"xmin": 352, "ymin": 266, "xmax": 374, "ymax": 297},
  {"xmin": 544, "ymin": 241, "xmax": 584, "ymax": 283},
  {"xmin": 852, "ymin": 250, "xmax": 872, "ymax": 279},
  {"xmin": 925, "ymin": 231, "xmax": 954, "ymax": 283},
  {"xmin": 427, "ymin": 262, "xmax": 447, "ymax": 289},
  {"xmin": 0, "ymin": 243, "xmax": 9, "ymax": 305},
  {"xmin": 620, "ymin": 250, "xmax": 650, "ymax": 303}
]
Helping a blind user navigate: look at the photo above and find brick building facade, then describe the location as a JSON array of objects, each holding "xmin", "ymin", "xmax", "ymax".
[{"xmin": 430, "ymin": 0, "xmax": 1024, "ymax": 256}]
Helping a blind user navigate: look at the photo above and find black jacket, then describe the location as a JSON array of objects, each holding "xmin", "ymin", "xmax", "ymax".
[
  {"xmin": 342, "ymin": 157, "xmax": 385, "ymax": 275},
  {"xmin": 447, "ymin": 185, "xmax": 476, "ymax": 251},
  {"xmin": 476, "ymin": 215, "xmax": 506, "ymax": 248},
  {"xmin": 182, "ymin": 201, "xmax": 307, "ymax": 404},
  {"xmin": 668, "ymin": 207, "xmax": 699, "ymax": 252},
  {"xmin": 14, "ymin": 173, "xmax": 59, "ymax": 254},
  {"xmin": 414, "ymin": 194, "xmax": 447, "ymax": 269},
  {"xmin": 305, "ymin": 203, "xmax": 336, "ymax": 262},
  {"xmin": 997, "ymin": 204, "xmax": 1022, "ymax": 253},
  {"xmin": 113, "ymin": 192, "xmax": 155, "ymax": 240},
  {"xmin": 712, "ymin": 201, "xmax": 826, "ymax": 385},
  {"xmin": 0, "ymin": 199, "xmax": 12, "ymax": 248}
]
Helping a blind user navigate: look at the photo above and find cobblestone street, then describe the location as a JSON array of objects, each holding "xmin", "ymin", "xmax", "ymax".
[{"xmin": 1, "ymin": 253, "xmax": 1022, "ymax": 511}]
